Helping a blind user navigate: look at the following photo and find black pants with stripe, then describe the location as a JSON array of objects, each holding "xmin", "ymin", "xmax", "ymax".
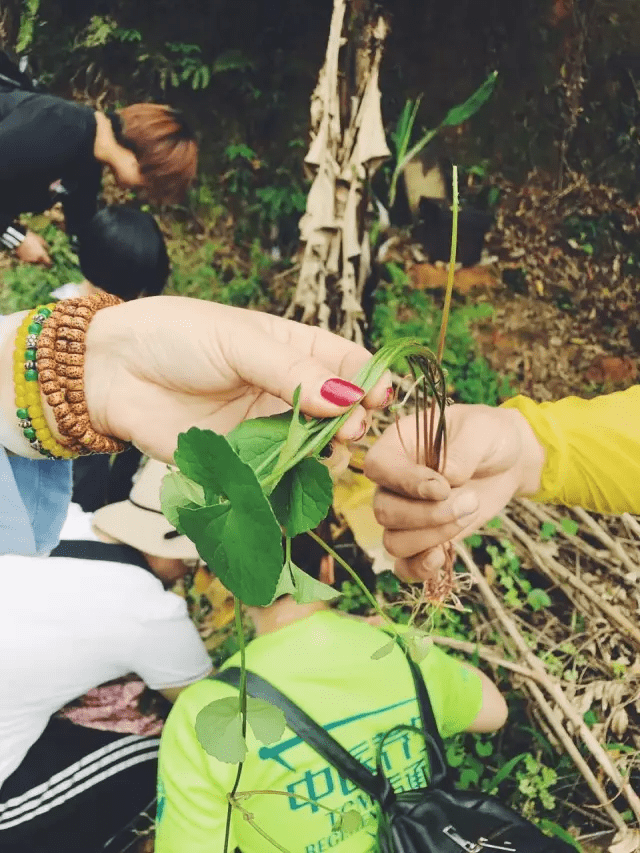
[{"xmin": 0, "ymin": 717, "xmax": 159, "ymax": 853}]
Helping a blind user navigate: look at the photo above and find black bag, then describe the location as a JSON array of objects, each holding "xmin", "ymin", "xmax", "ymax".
[{"xmin": 217, "ymin": 646, "xmax": 574, "ymax": 853}]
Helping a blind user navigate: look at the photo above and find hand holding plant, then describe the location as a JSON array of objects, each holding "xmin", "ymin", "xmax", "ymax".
[
  {"xmin": 81, "ymin": 295, "xmax": 391, "ymax": 464},
  {"xmin": 364, "ymin": 403, "xmax": 547, "ymax": 582}
]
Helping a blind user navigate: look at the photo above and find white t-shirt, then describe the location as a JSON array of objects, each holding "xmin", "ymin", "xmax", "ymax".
[
  {"xmin": 0, "ymin": 554, "xmax": 212, "ymax": 787},
  {"xmin": 57, "ymin": 501, "xmax": 100, "ymax": 542}
]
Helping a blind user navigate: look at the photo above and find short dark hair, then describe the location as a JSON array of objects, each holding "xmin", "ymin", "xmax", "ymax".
[{"xmin": 77, "ymin": 206, "xmax": 170, "ymax": 300}]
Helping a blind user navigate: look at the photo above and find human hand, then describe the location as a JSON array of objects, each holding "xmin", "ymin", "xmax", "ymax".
[
  {"xmin": 81, "ymin": 296, "xmax": 391, "ymax": 462},
  {"xmin": 14, "ymin": 231, "xmax": 52, "ymax": 267},
  {"xmin": 363, "ymin": 404, "xmax": 545, "ymax": 582}
]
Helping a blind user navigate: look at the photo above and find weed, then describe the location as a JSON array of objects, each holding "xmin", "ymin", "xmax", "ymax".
[
  {"xmin": 0, "ymin": 222, "xmax": 83, "ymax": 314},
  {"xmin": 370, "ymin": 262, "xmax": 515, "ymax": 405}
]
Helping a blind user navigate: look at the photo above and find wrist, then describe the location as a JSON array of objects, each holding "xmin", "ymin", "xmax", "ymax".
[{"xmin": 507, "ymin": 408, "xmax": 546, "ymax": 497}]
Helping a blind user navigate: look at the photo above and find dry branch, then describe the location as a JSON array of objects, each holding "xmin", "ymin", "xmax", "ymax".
[
  {"xmin": 455, "ymin": 542, "xmax": 640, "ymax": 830},
  {"xmin": 498, "ymin": 511, "xmax": 640, "ymax": 649}
]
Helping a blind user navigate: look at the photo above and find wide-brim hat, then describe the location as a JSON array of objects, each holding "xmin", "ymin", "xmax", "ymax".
[{"xmin": 91, "ymin": 458, "xmax": 199, "ymax": 561}]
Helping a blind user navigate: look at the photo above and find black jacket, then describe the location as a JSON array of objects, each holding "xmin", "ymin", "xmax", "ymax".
[{"xmin": 0, "ymin": 85, "xmax": 101, "ymax": 240}]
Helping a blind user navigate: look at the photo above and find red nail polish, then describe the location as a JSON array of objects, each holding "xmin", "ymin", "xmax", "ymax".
[
  {"xmin": 320, "ymin": 378, "xmax": 364, "ymax": 407},
  {"xmin": 382, "ymin": 386, "xmax": 394, "ymax": 408}
]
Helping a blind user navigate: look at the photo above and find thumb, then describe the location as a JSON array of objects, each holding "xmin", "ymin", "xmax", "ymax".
[{"xmin": 363, "ymin": 418, "xmax": 451, "ymax": 500}]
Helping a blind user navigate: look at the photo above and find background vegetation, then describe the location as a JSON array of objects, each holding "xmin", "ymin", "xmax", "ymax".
[{"xmin": 2, "ymin": 0, "xmax": 640, "ymax": 849}]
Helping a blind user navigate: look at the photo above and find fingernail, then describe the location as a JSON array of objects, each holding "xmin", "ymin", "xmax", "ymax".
[
  {"xmin": 320, "ymin": 378, "xmax": 365, "ymax": 407},
  {"xmin": 382, "ymin": 386, "xmax": 394, "ymax": 408},
  {"xmin": 351, "ymin": 418, "xmax": 368, "ymax": 442},
  {"xmin": 452, "ymin": 492, "xmax": 478, "ymax": 517}
]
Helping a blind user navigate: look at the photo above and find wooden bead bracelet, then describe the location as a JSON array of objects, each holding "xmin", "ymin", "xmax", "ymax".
[{"xmin": 35, "ymin": 292, "xmax": 129, "ymax": 456}]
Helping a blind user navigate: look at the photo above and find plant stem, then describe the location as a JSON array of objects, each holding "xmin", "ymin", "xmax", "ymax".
[
  {"xmin": 229, "ymin": 800, "xmax": 295, "ymax": 853},
  {"xmin": 223, "ymin": 598, "xmax": 248, "ymax": 853},
  {"xmin": 307, "ymin": 529, "xmax": 401, "ymax": 642},
  {"xmin": 436, "ymin": 165, "xmax": 459, "ymax": 364},
  {"xmin": 233, "ymin": 789, "xmax": 345, "ymax": 814}
]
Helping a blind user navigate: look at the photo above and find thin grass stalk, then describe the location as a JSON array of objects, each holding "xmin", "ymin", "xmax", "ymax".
[{"xmin": 435, "ymin": 165, "xmax": 459, "ymax": 363}]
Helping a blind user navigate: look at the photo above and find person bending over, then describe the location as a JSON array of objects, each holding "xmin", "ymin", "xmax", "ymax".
[
  {"xmin": 0, "ymin": 80, "xmax": 197, "ymax": 266},
  {"xmin": 0, "ymin": 460, "xmax": 213, "ymax": 853},
  {"xmin": 52, "ymin": 205, "xmax": 171, "ymax": 303},
  {"xmin": 155, "ymin": 532, "xmax": 507, "ymax": 853}
]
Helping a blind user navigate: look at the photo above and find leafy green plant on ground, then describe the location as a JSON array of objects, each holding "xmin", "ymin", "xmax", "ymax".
[
  {"xmin": 0, "ymin": 221, "xmax": 82, "ymax": 314},
  {"xmin": 221, "ymin": 141, "xmax": 307, "ymax": 251},
  {"xmin": 386, "ymin": 71, "xmax": 498, "ymax": 209},
  {"xmin": 168, "ymin": 236, "xmax": 274, "ymax": 309}
]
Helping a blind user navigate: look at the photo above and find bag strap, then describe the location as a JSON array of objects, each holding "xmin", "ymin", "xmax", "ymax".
[
  {"xmin": 216, "ymin": 637, "xmax": 452, "ymax": 796},
  {"xmin": 401, "ymin": 646, "xmax": 450, "ymax": 786},
  {"xmin": 216, "ymin": 667, "xmax": 385, "ymax": 800}
]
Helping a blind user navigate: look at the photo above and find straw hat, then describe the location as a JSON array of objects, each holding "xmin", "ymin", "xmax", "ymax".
[{"xmin": 92, "ymin": 458, "xmax": 199, "ymax": 561}]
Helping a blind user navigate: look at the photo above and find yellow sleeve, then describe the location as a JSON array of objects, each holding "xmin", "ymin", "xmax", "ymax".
[{"xmin": 501, "ymin": 388, "xmax": 640, "ymax": 514}]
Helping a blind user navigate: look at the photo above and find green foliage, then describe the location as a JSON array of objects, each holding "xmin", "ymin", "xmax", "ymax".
[
  {"xmin": 334, "ymin": 809, "xmax": 363, "ymax": 835},
  {"xmin": 388, "ymin": 71, "xmax": 498, "ymax": 207},
  {"xmin": 485, "ymin": 539, "xmax": 552, "ymax": 613},
  {"xmin": 269, "ymin": 458, "xmax": 333, "ymax": 537},
  {"xmin": 173, "ymin": 429, "xmax": 285, "ymax": 606},
  {"xmin": 221, "ymin": 142, "xmax": 307, "ymax": 249},
  {"xmin": 0, "ymin": 223, "xmax": 83, "ymax": 314},
  {"xmin": 274, "ymin": 557, "xmax": 339, "ymax": 603},
  {"xmin": 370, "ymin": 263, "xmax": 515, "ymax": 405},
  {"xmin": 516, "ymin": 754, "xmax": 557, "ymax": 815},
  {"xmin": 162, "ymin": 341, "xmax": 442, "ymax": 606},
  {"xmin": 560, "ymin": 518, "xmax": 579, "ymax": 536},
  {"xmin": 73, "ymin": 15, "xmax": 141, "ymax": 49},
  {"xmin": 195, "ymin": 694, "xmax": 285, "ymax": 763},
  {"xmin": 168, "ymin": 238, "xmax": 272, "ymax": 309},
  {"xmin": 17, "ymin": 0, "xmax": 40, "ymax": 52}
]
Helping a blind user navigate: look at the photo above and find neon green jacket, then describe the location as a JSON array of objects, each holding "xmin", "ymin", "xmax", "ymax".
[
  {"xmin": 502, "ymin": 386, "xmax": 640, "ymax": 513},
  {"xmin": 155, "ymin": 611, "xmax": 482, "ymax": 853}
]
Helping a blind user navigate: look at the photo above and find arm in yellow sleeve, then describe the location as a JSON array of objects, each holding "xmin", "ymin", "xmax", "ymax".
[{"xmin": 501, "ymin": 387, "xmax": 640, "ymax": 514}]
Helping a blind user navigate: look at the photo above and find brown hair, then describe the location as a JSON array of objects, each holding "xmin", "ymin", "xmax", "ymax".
[{"xmin": 116, "ymin": 104, "xmax": 198, "ymax": 203}]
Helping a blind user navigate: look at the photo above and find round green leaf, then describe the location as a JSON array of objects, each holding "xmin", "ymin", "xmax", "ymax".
[
  {"xmin": 336, "ymin": 809, "xmax": 363, "ymax": 835},
  {"xmin": 160, "ymin": 469, "xmax": 205, "ymax": 531},
  {"xmin": 175, "ymin": 432, "xmax": 283, "ymax": 605},
  {"xmin": 246, "ymin": 696, "xmax": 286, "ymax": 746},
  {"xmin": 269, "ymin": 457, "xmax": 333, "ymax": 537},
  {"xmin": 195, "ymin": 697, "xmax": 246, "ymax": 763}
]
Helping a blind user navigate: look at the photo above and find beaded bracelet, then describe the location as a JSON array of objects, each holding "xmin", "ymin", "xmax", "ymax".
[
  {"xmin": 13, "ymin": 305, "xmax": 77, "ymax": 459},
  {"xmin": 38, "ymin": 293, "xmax": 129, "ymax": 456}
]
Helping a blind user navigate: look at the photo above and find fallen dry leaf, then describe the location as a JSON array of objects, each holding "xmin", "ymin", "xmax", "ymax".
[
  {"xmin": 408, "ymin": 263, "xmax": 499, "ymax": 293},
  {"xmin": 585, "ymin": 355, "xmax": 637, "ymax": 385}
]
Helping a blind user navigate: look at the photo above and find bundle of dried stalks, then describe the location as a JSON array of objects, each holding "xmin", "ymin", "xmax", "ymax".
[
  {"xmin": 446, "ymin": 499, "xmax": 640, "ymax": 849},
  {"xmin": 286, "ymin": 0, "xmax": 390, "ymax": 343}
]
